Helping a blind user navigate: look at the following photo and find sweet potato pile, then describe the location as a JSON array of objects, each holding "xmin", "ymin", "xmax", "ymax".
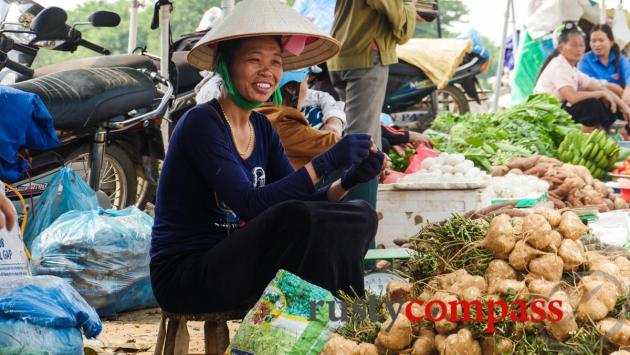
[{"xmin": 491, "ymin": 156, "xmax": 628, "ymax": 211}]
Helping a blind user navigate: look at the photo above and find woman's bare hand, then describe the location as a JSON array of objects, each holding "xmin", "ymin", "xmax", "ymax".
[
  {"xmin": 0, "ymin": 194, "xmax": 16, "ymax": 231},
  {"xmin": 602, "ymin": 92, "xmax": 618, "ymax": 114},
  {"xmin": 408, "ymin": 131, "xmax": 434, "ymax": 148}
]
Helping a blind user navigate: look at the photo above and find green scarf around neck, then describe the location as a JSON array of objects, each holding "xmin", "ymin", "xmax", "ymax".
[{"xmin": 214, "ymin": 54, "xmax": 283, "ymax": 109}]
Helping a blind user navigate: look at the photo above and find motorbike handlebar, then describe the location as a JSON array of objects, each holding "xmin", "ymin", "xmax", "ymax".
[
  {"xmin": 77, "ymin": 38, "xmax": 110, "ymax": 55},
  {"xmin": 0, "ymin": 35, "xmax": 38, "ymax": 56},
  {"xmin": 12, "ymin": 42, "xmax": 38, "ymax": 57},
  {"xmin": 0, "ymin": 50, "xmax": 34, "ymax": 78},
  {"xmin": 139, "ymin": 68, "xmax": 169, "ymax": 86}
]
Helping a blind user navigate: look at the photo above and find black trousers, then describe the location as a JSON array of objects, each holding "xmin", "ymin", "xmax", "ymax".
[
  {"xmin": 150, "ymin": 200, "xmax": 377, "ymax": 313},
  {"xmin": 564, "ymin": 98, "xmax": 621, "ymax": 128}
]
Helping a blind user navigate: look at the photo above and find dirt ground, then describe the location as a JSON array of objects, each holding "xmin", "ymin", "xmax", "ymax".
[{"xmin": 87, "ymin": 308, "xmax": 241, "ymax": 355}]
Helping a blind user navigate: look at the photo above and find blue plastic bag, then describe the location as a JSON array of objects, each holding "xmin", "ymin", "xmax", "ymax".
[
  {"xmin": 458, "ymin": 28, "xmax": 490, "ymax": 60},
  {"xmin": 0, "ymin": 275, "xmax": 101, "ymax": 355},
  {"xmin": 31, "ymin": 207, "xmax": 157, "ymax": 316},
  {"xmin": 23, "ymin": 167, "xmax": 98, "ymax": 248}
]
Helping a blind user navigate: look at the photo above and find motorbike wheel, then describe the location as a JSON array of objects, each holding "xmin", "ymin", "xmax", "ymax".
[
  {"xmin": 65, "ymin": 143, "xmax": 137, "ymax": 210},
  {"xmin": 135, "ymin": 160, "xmax": 158, "ymax": 210},
  {"xmin": 435, "ymin": 85, "xmax": 470, "ymax": 114}
]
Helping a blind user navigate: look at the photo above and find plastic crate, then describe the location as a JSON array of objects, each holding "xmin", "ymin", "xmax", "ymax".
[{"xmin": 375, "ymin": 185, "xmax": 492, "ymax": 247}]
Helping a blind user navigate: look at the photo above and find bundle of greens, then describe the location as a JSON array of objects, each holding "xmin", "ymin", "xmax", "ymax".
[
  {"xmin": 426, "ymin": 94, "xmax": 579, "ymax": 171},
  {"xmin": 387, "ymin": 147, "xmax": 416, "ymax": 172}
]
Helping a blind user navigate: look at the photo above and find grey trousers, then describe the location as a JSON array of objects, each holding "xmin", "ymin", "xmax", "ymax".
[{"xmin": 329, "ymin": 53, "xmax": 389, "ymax": 149}]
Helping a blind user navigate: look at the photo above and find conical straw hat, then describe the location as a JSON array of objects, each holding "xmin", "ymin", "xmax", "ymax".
[{"xmin": 188, "ymin": 0, "xmax": 341, "ymax": 71}]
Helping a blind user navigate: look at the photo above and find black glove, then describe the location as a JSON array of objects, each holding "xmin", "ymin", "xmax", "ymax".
[
  {"xmin": 311, "ymin": 133, "xmax": 372, "ymax": 177},
  {"xmin": 340, "ymin": 150, "xmax": 385, "ymax": 190}
]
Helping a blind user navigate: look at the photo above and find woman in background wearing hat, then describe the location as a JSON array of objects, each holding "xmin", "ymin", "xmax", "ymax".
[{"xmin": 150, "ymin": 0, "xmax": 383, "ymax": 314}]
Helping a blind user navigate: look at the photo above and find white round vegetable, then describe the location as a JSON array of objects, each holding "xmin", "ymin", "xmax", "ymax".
[
  {"xmin": 428, "ymin": 165, "xmax": 442, "ymax": 173},
  {"xmin": 421, "ymin": 157, "xmax": 436, "ymax": 170},
  {"xmin": 461, "ymin": 160, "xmax": 474, "ymax": 170},
  {"xmin": 440, "ymin": 165, "xmax": 454, "ymax": 174},
  {"xmin": 453, "ymin": 162, "xmax": 469, "ymax": 174}
]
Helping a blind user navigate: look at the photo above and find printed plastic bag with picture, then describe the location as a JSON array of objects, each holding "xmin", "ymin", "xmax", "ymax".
[{"xmin": 227, "ymin": 270, "xmax": 337, "ymax": 355}]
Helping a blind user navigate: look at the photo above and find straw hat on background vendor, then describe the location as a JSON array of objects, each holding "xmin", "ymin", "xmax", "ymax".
[{"xmin": 150, "ymin": 0, "xmax": 384, "ymax": 314}]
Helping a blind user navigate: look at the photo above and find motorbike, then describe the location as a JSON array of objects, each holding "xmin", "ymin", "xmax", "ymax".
[
  {"xmin": 1, "ymin": 46, "xmax": 173, "ymax": 221},
  {"xmin": 310, "ymin": 51, "xmax": 489, "ymax": 133},
  {"xmin": 0, "ymin": 1, "xmax": 203, "ymax": 209},
  {"xmin": 383, "ymin": 49, "xmax": 490, "ymax": 132},
  {"xmin": 0, "ymin": 2, "xmax": 174, "ymax": 217}
]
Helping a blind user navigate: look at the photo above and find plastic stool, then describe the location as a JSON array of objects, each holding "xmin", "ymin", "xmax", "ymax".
[{"xmin": 153, "ymin": 310, "xmax": 247, "ymax": 355}]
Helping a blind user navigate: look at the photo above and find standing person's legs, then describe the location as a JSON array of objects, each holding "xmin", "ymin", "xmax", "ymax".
[
  {"xmin": 329, "ymin": 55, "xmax": 388, "ymax": 257},
  {"xmin": 330, "ymin": 57, "xmax": 389, "ymax": 149}
]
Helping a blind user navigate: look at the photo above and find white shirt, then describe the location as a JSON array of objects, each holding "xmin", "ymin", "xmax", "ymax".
[{"xmin": 303, "ymin": 89, "xmax": 347, "ymax": 127}]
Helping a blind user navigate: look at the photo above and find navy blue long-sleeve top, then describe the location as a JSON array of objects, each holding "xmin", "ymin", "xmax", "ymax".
[{"xmin": 151, "ymin": 99, "xmax": 327, "ymax": 257}]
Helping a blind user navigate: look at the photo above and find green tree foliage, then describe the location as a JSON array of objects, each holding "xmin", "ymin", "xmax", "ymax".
[
  {"xmin": 33, "ymin": 0, "xmax": 221, "ymax": 67},
  {"xmin": 415, "ymin": 0, "xmax": 468, "ymax": 38}
]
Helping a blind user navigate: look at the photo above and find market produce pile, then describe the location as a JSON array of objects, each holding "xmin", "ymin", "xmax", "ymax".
[
  {"xmin": 426, "ymin": 94, "xmax": 579, "ymax": 171},
  {"xmin": 398, "ymin": 153, "xmax": 487, "ymax": 183},
  {"xmin": 491, "ymin": 155, "xmax": 628, "ymax": 211},
  {"xmin": 324, "ymin": 209, "xmax": 630, "ymax": 354},
  {"xmin": 557, "ymin": 130, "xmax": 620, "ymax": 179}
]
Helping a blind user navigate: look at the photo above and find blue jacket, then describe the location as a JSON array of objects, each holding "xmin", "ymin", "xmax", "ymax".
[
  {"xmin": 0, "ymin": 86, "xmax": 59, "ymax": 182},
  {"xmin": 578, "ymin": 51, "xmax": 630, "ymax": 87}
]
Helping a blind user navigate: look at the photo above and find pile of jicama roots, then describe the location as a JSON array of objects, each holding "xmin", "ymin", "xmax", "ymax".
[
  {"xmin": 491, "ymin": 156, "xmax": 628, "ymax": 211},
  {"xmin": 322, "ymin": 208, "xmax": 630, "ymax": 354}
]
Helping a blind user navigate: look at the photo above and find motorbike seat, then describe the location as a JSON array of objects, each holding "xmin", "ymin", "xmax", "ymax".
[
  {"xmin": 32, "ymin": 54, "xmax": 157, "ymax": 78},
  {"xmin": 172, "ymin": 51, "xmax": 202, "ymax": 94},
  {"xmin": 11, "ymin": 67, "xmax": 156, "ymax": 130}
]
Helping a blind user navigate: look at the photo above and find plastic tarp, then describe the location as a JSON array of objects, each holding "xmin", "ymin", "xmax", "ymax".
[
  {"xmin": 31, "ymin": 207, "xmax": 157, "ymax": 316},
  {"xmin": 292, "ymin": 0, "xmax": 336, "ymax": 34},
  {"xmin": 396, "ymin": 38, "xmax": 472, "ymax": 90},
  {"xmin": 511, "ymin": 0, "xmax": 602, "ymax": 104},
  {"xmin": 0, "ymin": 275, "xmax": 101, "ymax": 355},
  {"xmin": 526, "ymin": 0, "xmax": 600, "ymax": 39},
  {"xmin": 511, "ymin": 30, "xmax": 555, "ymax": 104},
  {"xmin": 612, "ymin": 4, "xmax": 630, "ymax": 49},
  {"xmin": 0, "ymin": 86, "xmax": 59, "ymax": 182}
]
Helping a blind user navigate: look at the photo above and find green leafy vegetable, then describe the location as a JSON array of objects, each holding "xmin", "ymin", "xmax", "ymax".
[{"xmin": 427, "ymin": 94, "xmax": 580, "ymax": 170}]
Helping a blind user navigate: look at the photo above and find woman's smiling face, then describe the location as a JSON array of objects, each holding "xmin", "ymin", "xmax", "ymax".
[{"xmin": 228, "ymin": 36, "xmax": 283, "ymax": 103}]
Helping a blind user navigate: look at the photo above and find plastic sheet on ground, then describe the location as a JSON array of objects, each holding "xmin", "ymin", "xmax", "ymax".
[
  {"xmin": 31, "ymin": 207, "xmax": 157, "ymax": 316},
  {"xmin": 0, "ymin": 275, "xmax": 101, "ymax": 355}
]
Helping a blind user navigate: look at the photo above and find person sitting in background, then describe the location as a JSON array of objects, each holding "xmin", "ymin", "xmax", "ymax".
[
  {"xmin": 256, "ymin": 69, "xmax": 342, "ymax": 169},
  {"xmin": 534, "ymin": 23, "xmax": 630, "ymax": 132},
  {"xmin": 578, "ymin": 24, "xmax": 630, "ymax": 105}
]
